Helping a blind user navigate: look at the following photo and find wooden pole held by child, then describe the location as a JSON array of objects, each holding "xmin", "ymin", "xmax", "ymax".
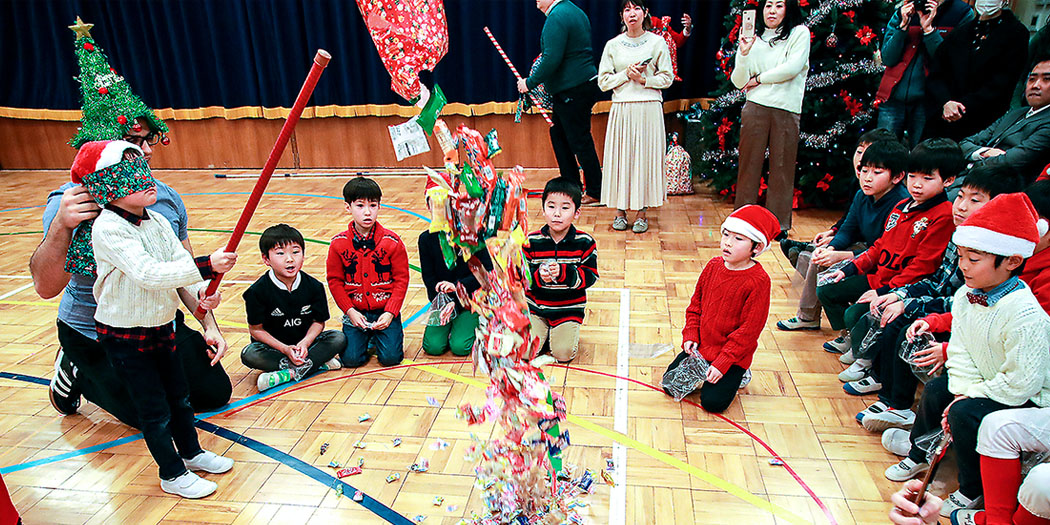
[{"xmin": 193, "ymin": 49, "xmax": 331, "ymax": 319}]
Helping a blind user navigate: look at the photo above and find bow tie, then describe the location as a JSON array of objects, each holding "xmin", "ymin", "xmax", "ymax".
[
  {"xmin": 353, "ymin": 238, "xmax": 375, "ymax": 251},
  {"xmin": 966, "ymin": 292, "xmax": 989, "ymax": 306}
]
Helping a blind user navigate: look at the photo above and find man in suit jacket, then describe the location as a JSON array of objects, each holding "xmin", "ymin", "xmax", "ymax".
[{"xmin": 959, "ymin": 57, "xmax": 1050, "ymax": 185}]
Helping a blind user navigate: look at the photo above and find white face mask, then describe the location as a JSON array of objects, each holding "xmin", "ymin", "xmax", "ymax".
[{"xmin": 974, "ymin": 0, "xmax": 1002, "ymax": 17}]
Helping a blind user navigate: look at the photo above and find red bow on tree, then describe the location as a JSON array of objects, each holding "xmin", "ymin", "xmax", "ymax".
[
  {"xmin": 816, "ymin": 173, "xmax": 834, "ymax": 191},
  {"xmin": 716, "ymin": 117, "xmax": 733, "ymax": 151},
  {"xmin": 840, "ymin": 90, "xmax": 863, "ymax": 117},
  {"xmin": 856, "ymin": 26, "xmax": 876, "ymax": 46}
]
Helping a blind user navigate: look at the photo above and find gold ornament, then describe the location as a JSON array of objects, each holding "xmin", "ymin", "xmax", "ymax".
[{"xmin": 68, "ymin": 16, "xmax": 94, "ymax": 39}]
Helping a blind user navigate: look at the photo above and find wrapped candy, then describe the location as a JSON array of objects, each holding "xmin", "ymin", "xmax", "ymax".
[
  {"xmin": 485, "ymin": 129, "xmax": 502, "ymax": 157},
  {"xmin": 457, "ymin": 124, "xmax": 497, "ymax": 188},
  {"xmin": 433, "ymin": 119, "xmax": 459, "ymax": 164}
]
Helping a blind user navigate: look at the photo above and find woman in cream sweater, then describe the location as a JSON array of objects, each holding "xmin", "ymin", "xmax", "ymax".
[
  {"xmin": 598, "ymin": 0, "xmax": 674, "ymax": 234},
  {"xmin": 731, "ymin": 0, "xmax": 810, "ymax": 234}
]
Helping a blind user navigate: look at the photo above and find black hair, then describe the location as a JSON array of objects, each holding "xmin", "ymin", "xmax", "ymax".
[
  {"xmin": 959, "ymin": 165, "xmax": 1024, "ymax": 199},
  {"xmin": 259, "ymin": 223, "xmax": 304, "ymax": 256},
  {"xmin": 993, "ymin": 255, "xmax": 1026, "ymax": 276},
  {"xmin": 1029, "ymin": 50, "xmax": 1050, "ymax": 73},
  {"xmin": 543, "ymin": 178, "xmax": 583, "ymax": 209},
  {"xmin": 620, "ymin": 0, "xmax": 653, "ymax": 30},
  {"xmin": 908, "ymin": 138, "xmax": 964, "ymax": 181},
  {"xmin": 757, "ymin": 0, "xmax": 804, "ymax": 45},
  {"xmin": 1024, "ymin": 180, "xmax": 1050, "ymax": 220},
  {"xmin": 860, "ymin": 139, "xmax": 909, "ymax": 177},
  {"xmin": 342, "ymin": 176, "xmax": 382, "ymax": 204},
  {"xmin": 856, "ymin": 128, "xmax": 897, "ymax": 148}
]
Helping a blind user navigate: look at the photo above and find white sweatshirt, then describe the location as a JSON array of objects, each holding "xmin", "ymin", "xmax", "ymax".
[{"xmin": 731, "ymin": 25, "xmax": 811, "ymax": 113}]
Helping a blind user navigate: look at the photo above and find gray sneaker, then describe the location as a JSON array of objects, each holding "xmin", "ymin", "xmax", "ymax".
[
  {"xmin": 612, "ymin": 216, "xmax": 628, "ymax": 231},
  {"xmin": 632, "ymin": 218, "xmax": 649, "ymax": 233}
]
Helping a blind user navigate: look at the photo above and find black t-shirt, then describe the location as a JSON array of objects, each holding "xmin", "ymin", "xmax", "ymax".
[{"xmin": 243, "ymin": 270, "xmax": 330, "ymax": 345}]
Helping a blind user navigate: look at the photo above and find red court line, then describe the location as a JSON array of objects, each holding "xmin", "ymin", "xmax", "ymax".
[{"xmin": 552, "ymin": 364, "xmax": 838, "ymax": 525}]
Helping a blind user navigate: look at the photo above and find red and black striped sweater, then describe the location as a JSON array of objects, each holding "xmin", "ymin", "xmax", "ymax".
[{"xmin": 523, "ymin": 225, "xmax": 599, "ymax": 326}]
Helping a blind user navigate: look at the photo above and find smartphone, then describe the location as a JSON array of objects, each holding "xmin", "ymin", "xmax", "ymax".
[
  {"xmin": 915, "ymin": 0, "xmax": 930, "ymax": 14},
  {"xmin": 741, "ymin": 10, "xmax": 757, "ymax": 40},
  {"xmin": 638, "ymin": 58, "xmax": 652, "ymax": 68}
]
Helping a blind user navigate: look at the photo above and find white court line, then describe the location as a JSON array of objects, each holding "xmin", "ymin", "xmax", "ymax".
[{"xmin": 0, "ymin": 283, "xmax": 32, "ymax": 301}]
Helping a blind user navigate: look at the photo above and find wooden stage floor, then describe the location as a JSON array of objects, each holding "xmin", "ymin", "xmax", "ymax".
[{"xmin": 0, "ymin": 169, "xmax": 917, "ymax": 524}]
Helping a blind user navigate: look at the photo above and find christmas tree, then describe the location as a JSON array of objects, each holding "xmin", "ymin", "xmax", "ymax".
[
  {"xmin": 68, "ymin": 17, "xmax": 168, "ymax": 148},
  {"xmin": 683, "ymin": 0, "xmax": 893, "ymax": 208}
]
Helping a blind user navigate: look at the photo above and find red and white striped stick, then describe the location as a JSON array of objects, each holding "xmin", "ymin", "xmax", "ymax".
[{"xmin": 483, "ymin": 26, "xmax": 554, "ymax": 127}]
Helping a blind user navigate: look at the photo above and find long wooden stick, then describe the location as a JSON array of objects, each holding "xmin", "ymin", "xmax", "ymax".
[
  {"xmin": 482, "ymin": 27, "xmax": 554, "ymax": 127},
  {"xmin": 194, "ymin": 49, "xmax": 331, "ymax": 319}
]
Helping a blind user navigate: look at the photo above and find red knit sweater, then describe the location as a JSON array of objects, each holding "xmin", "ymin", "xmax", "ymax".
[
  {"xmin": 681, "ymin": 257, "xmax": 771, "ymax": 374},
  {"xmin": 326, "ymin": 222, "xmax": 409, "ymax": 315},
  {"xmin": 846, "ymin": 195, "xmax": 955, "ymax": 294}
]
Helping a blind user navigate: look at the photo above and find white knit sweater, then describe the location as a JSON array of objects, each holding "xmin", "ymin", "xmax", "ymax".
[
  {"xmin": 597, "ymin": 32, "xmax": 674, "ymax": 103},
  {"xmin": 730, "ymin": 26, "xmax": 811, "ymax": 113},
  {"xmin": 92, "ymin": 208, "xmax": 205, "ymax": 328},
  {"xmin": 946, "ymin": 283, "xmax": 1050, "ymax": 407}
]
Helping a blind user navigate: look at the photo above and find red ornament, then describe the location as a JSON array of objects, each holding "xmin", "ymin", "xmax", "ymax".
[
  {"xmin": 97, "ymin": 87, "xmax": 108, "ymax": 95},
  {"xmin": 161, "ymin": 136, "xmax": 170, "ymax": 146},
  {"xmin": 83, "ymin": 42, "xmax": 94, "ymax": 51},
  {"xmin": 799, "ymin": 0, "xmax": 809, "ymax": 6},
  {"xmin": 132, "ymin": 123, "xmax": 143, "ymax": 132},
  {"xmin": 117, "ymin": 115, "xmax": 128, "ymax": 125}
]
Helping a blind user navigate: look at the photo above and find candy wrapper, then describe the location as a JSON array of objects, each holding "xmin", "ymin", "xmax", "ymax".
[
  {"xmin": 816, "ymin": 258, "xmax": 854, "ymax": 287},
  {"xmin": 424, "ymin": 292, "xmax": 457, "ymax": 326},
  {"xmin": 433, "ymin": 119, "xmax": 459, "ymax": 165},
  {"xmin": 661, "ymin": 354, "xmax": 710, "ymax": 401}
]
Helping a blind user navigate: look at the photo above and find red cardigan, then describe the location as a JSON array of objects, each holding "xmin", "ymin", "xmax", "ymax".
[
  {"xmin": 681, "ymin": 257, "xmax": 771, "ymax": 374},
  {"xmin": 846, "ymin": 195, "xmax": 955, "ymax": 294},
  {"xmin": 326, "ymin": 222, "xmax": 409, "ymax": 315}
]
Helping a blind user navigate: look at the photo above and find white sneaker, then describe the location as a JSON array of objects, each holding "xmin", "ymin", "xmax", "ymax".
[
  {"xmin": 884, "ymin": 457, "xmax": 929, "ymax": 482},
  {"xmin": 839, "ymin": 349, "xmax": 856, "ymax": 365},
  {"xmin": 862, "ymin": 406, "xmax": 915, "ymax": 433},
  {"xmin": 257, "ymin": 369, "xmax": 294, "ymax": 392},
  {"xmin": 838, "ymin": 359, "xmax": 872, "ymax": 382},
  {"xmin": 823, "ymin": 332, "xmax": 851, "ymax": 354},
  {"xmin": 322, "ymin": 356, "xmax": 342, "ymax": 371},
  {"xmin": 950, "ymin": 509, "xmax": 981, "ymax": 524},
  {"xmin": 843, "ymin": 376, "xmax": 882, "ymax": 395},
  {"xmin": 882, "ymin": 428, "xmax": 913, "ymax": 457},
  {"xmin": 940, "ymin": 490, "xmax": 978, "ymax": 517},
  {"xmin": 160, "ymin": 471, "xmax": 218, "ymax": 499},
  {"xmin": 184, "ymin": 450, "xmax": 234, "ymax": 474}
]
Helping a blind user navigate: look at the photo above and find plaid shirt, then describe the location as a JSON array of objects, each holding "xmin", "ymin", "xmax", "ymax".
[
  {"xmin": 105, "ymin": 204, "xmax": 217, "ymax": 281},
  {"xmin": 893, "ymin": 240, "xmax": 963, "ymax": 317},
  {"xmin": 95, "ymin": 321, "xmax": 176, "ymax": 353}
]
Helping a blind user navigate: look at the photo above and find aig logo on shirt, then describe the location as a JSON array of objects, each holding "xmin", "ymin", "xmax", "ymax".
[{"xmin": 284, "ymin": 318, "xmax": 302, "ymax": 327}]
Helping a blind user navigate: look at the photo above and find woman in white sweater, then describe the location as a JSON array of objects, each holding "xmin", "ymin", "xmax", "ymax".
[
  {"xmin": 731, "ymin": 0, "xmax": 810, "ymax": 234},
  {"xmin": 598, "ymin": 0, "xmax": 674, "ymax": 234}
]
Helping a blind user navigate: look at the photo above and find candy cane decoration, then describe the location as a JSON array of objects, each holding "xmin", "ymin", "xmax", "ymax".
[
  {"xmin": 483, "ymin": 26, "xmax": 554, "ymax": 127},
  {"xmin": 193, "ymin": 49, "xmax": 331, "ymax": 319}
]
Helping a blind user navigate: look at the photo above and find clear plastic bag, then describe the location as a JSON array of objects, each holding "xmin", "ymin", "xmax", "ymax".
[
  {"xmin": 914, "ymin": 429, "xmax": 951, "ymax": 463},
  {"xmin": 899, "ymin": 332, "xmax": 939, "ymax": 384},
  {"xmin": 662, "ymin": 354, "xmax": 709, "ymax": 401},
  {"xmin": 854, "ymin": 310, "xmax": 884, "ymax": 361},
  {"xmin": 425, "ymin": 292, "xmax": 458, "ymax": 326},
  {"xmin": 816, "ymin": 259, "xmax": 853, "ymax": 287},
  {"xmin": 279, "ymin": 357, "xmax": 313, "ymax": 381},
  {"xmin": 628, "ymin": 343, "xmax": 674, "ymax": 359}
]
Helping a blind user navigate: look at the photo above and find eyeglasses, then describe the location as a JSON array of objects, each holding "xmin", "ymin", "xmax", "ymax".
[{"xmin": 124, "ymin": 133, "xmax": 161, "ymax": 147}]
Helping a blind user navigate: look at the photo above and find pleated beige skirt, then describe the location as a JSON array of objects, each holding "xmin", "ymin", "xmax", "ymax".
[{"xmin": 600, "ymin": 100, "xmax": 666, "ymax": 211}]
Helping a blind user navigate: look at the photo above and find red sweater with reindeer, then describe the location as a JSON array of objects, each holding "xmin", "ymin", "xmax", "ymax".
[
  {"xmin": 326, "ymin": 221, "xmax": 409, "ymax": 315},
  {"xmin": 842, "ymin": 193, "xmax": 955, "ymax": 295}
]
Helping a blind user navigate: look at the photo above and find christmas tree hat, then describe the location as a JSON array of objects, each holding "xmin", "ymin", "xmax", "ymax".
[{"xmin": 68, "ymin": 17, "xmax": 169, "ymax": 148}]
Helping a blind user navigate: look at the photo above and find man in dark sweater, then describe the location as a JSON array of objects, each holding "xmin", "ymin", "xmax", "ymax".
[{"xmin": 517, "ymin": 0, "xmax": 602, "ymax": 205}]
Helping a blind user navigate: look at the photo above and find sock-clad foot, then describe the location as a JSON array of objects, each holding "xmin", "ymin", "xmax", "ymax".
[
  {"xmin": 884, "ymin": 457, "xmax": 929, "ymax": 481},
  {"xmin": 49, "ymin": 349, "xmax": 81, "ymax": 415},
  {"xmin": 941, "ymin": 491, "xmax": 978, "ymax": 517},
  {"xmin": 322, "ymin": 356, "xmax": 342, "ymax": 371},
  {"xmin": 183, "ymin": 450, "xmax": 234, "ymax": 474},
  {"xmin": 160, "ymin": 471, "xmax": 218, "ymax": 499},
  {"xmin": 776, "ymin": 317, "xmax": 820, "ymax": 331}
]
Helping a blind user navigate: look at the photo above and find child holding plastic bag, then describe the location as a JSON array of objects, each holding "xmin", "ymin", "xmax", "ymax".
[
  {"xmin": 418, "ymin": 179, "xmax": 493, "ymax": 356},
  {"xmin": 661, "ymin": 206, "xmax": 778, "ymax": 413}
]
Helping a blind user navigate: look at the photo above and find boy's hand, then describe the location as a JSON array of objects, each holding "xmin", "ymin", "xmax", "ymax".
[
  {"xmin": 912, "ymin": 342, "xmax": 946, "ymax": 373},
  {"xmin": 880, "ymin": 301, "xmax": 905, "ymax": 326},
  {"xmin": 857, "ymin": 289, "xmax": 879, "ymax": 304},
  {"xmin": 372, "ymin": 312, "xmax": 395, "ymax": 331},
  {"xmin": 346, "ymin": 308, "xmax": 369, "ymax": 329},
  {"xmin": 435, "ymin": 280, "xmax": 456, "ymax": 294},
  {"xmin": 871, "ymin": 293, "xmax": 900, "ymax": 312},
  {"xmin": 209, "ymin": 249, "xmax": 238, "ymax": 274},
  {"xmin": 682, "ymin": 340, "xmax": 699, "ymax": 356},
  {"xmin": 285, "ymin": 344, "xmax": 308, "ymax": 366},
  {"xmin": 56, "ymin": 185, "xmax": 102, "ymax": 231},
  {"xmin": 812, "ymin": 229, "xmax": 835, "ymax": 247},
  {"xmin": 197, "ymin": 288, "xmax": 221, "ymax": 311},
  {"xmin": 889, "ymin": 479, "xmax": 942, "ymax": 524},
  {"xmin": 706, "ymin": 366, "xmax": 723, "ymax": 384},
  {"xmin": 906, "ymin": 320, "xmax": 930, "ymax": 341},
  {"xmin": 942, "ymin": 395, "xmax": 966, "ymax": 433},
  {"xmin": 942, "ymin": 100, "xmax": 966, "ymax": 121},
  {"xmin": 203, "ymin": 326, "xmax": 228, "ymax": 366},
  {"xmin": 812, "ymin": 248, "xmax": 850, "ymax": 267},
  {"xmin": 546, "ymin": 263, "xmax": 561, "ymax": 282},
  {"xmin": 822, "ymin": 270, "xmax": 846, "ymax": 284}
]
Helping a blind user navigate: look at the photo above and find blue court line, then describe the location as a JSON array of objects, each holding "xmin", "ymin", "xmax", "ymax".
[
  {"xmin": 195, "ymin": 420, "xmax": 412, "ymax": 525},
  {"xmin": 0, "ymin": 371, "xmax": 49, "ymax": 386}
]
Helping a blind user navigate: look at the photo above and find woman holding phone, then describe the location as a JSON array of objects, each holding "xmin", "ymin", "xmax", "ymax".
[
  {"xmin": 731, "ymin": 0, "xmax": 810, "ymax": 235},
  {"xmin": 598, "ymin": 0, "xmax": 674, "ymax": 234}
]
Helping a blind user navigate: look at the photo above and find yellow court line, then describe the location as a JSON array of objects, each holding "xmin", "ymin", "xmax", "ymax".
[{"xmin": 403, "ymin": 360, "xmax": 812, "ymax": 525}]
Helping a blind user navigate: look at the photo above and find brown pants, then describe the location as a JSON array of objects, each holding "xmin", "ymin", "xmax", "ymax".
[
  {"xmin": 736, "ymin": 101, "xmax": 800, "ymax": 231},
  {"xmin": 530, "ymin": 314, "xmax": 580, "ymax": 363}
]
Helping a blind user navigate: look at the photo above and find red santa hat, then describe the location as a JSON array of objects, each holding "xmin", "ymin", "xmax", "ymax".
[
  {"xmin": 953, "ymin": 193, "xmax": 1049, "ymax": 258},
  {"xmin": 722, "ymin": 205, "xmax": 781, "ymax": 255},
  {"xmin": 70, "ymin": 140, "xmax": 142, "ymax": 183}
]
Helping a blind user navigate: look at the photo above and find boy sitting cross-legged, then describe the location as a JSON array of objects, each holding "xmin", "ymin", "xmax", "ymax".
[
  {"xmin": 241, "ymin": 224, "xmax": 346, "ymax": 392},
  {"xmin": 881, "ymin": 193, "xmax": 1050, "ymax": 518}
]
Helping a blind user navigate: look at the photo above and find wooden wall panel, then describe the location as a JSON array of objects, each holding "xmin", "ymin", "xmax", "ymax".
[{"xmin": 0, "ymin": 112, "xmax": 684, "ymax": 171}]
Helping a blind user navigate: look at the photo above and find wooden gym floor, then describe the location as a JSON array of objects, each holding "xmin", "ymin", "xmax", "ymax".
[{"xmin": 0, "ymin": 169, "xmax": 917, "ymax": 524}]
